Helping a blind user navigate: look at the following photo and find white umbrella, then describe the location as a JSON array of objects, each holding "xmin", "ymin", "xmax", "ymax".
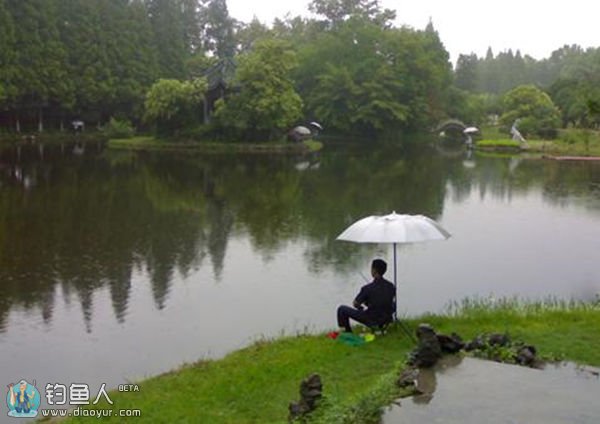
[
  {"xmin": 463, "ymin": 126, "xmax": 479, "ymax": 134},
  {"xmin": 336, "ymin": 212, "xmax": 450, "ymax": 318},
  {"xmin": 292, "ymin": 125, "xmax": 311, "ymax": 135},
  {"xmin": 309, "ymin": 121, "xmax": 323, "ymax": 130}
]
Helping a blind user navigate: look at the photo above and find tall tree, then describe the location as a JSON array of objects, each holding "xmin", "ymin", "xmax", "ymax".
[
  {"xmin": 200, "ymin": 0, "xmax": 237, "ymax": 59},
  {"xmin": 236, "ymin": 17, "xmax": 271, "ymax": 53},
  {"xmin": 454, "ymin": 53, "xmax": 478, "ymax": 91},
  {"xmin": 8, "ymin": 0, "xmax": 72, "ymax": 131},
  {"xmin": 214, "ymin": 39, "xmax": 303, "ymax": 140},
  {"xmin": 181, "ymin": 0, "xmax": 203, "ymax": 54},
  {"xmin": 0, "ymin": 0, "xmax": 16, "ymax": 107},
  {"xmin": 308, "ymin": 0, "xmax": 395, "ymax": 28},
  {"xmin": 105, "ymin": 0, "xmax": 159, "ymax": 120},
  {"xmin": 147, "ymin": 0, "xmax": 187, "ymax": 78},
  {"xmin": 421, "ymin": 20, "xmax": 453, "ymax": 123},
  {"xmin": 296, "ymin": 18, "xmax": 452, "ymax": 134},
  {"xmin": 57, "ymin": 0, "xmax": 116, "ymax": 123}
]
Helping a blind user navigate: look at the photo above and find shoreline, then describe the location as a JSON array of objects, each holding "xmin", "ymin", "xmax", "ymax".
[
  {"xmin": 59, "ymin": 300, "xmax": 600, "ymax": 423},
  {"xmin": 475, "ymin": 144, "xmax": 600, "ymax": 160},
  {"xmin": 107, "ymin": 136, "xmax": 324, "ymax": 154},
  {"xmin": 0, "ymin": 135, "xmax": 324, "ymax": 154},
  {"xmin": 474, "ymin": 136, "xmax": 600, "ymax": 158}
]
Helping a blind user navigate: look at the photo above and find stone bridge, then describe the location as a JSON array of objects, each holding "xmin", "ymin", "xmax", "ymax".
[{"xmin": 434, "ymin": 119, "xmax": 467, "ymax": 134}]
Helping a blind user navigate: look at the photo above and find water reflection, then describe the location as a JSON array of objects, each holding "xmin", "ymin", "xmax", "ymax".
[
  {"xmin": 0, "ymin": 143, "xmax": 598, "ymax": 336},
  {"xmin": 382, "ymin": 357, "xmax": 600, "ymax": 423},
  {"xmin": 446, "ymin": 151, "xmax": 600, "ymax": 211}
]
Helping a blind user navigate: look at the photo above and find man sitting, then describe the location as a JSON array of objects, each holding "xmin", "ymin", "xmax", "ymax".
[{"xmin": 337, "ymin": 259, "xmax": 395, "ymax": 333}]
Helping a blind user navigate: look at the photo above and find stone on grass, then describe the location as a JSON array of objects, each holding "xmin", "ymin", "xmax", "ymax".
[
  {"xmin": 465, "ymin": 335, "xmax": 486, "ymax": 352},
  {"xmin": 408, "ymin": 324, "xmax": 443, "ymax": 368},
  {"xmin": 437, "ymin": 332, "xmax": 465, "ymax": 353},
  {"xmin": 397, "ymin": 367, "xmax": 419, "ymax": 388},
  {"xmin": 488, "ymin": 333, "xmax": 511, "ymax": 347},
  {"xmin": 515, "ymin": 345, "xmax": 537, "ymax": 367},
  {"xmin": 288, "ymin": 374, "xmax": 322, "ymax": 422}
]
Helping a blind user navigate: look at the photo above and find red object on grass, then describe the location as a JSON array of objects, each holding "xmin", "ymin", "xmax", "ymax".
[{"xmin": 327, "ymin": 331, "xmax": 340, "ymax": 339}]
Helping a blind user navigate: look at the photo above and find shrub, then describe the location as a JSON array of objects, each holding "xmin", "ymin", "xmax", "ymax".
[
  {"xmin": 537, "ymin": 127, "xmax": 558, "ymax": 139},
  {"xmin": 560, "ymin": 129, "xmax": 592, "ymax": 147},
  {"xmin": 500, "ymin": 85, "xmax": 561, "ymax": 137},
  {"xmin": 103, "ymin": 118, "xmax": 135, "ymax": 139}
]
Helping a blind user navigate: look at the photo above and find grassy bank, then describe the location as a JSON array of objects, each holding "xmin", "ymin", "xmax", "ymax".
[
  {"xmin": 108, "ymin": 136, "xmax": 323, "ymax": 154},
  {"xmin": 0, "ymin": 132, "xmax": 105, "ymax": 145},
  {"xmin": 475, "ymin": 139, "xmax": 522, "ymax": 151},
  {"xmin": 59, "ymin": 300, "xmax": 600, "ymax": 424},
  {"xmin": 477, "ymin": 126, "xmax": 600, "ymax": 156}
]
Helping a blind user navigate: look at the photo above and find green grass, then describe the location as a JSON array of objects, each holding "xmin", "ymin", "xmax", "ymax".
[
  {"xmin": 0, "ymin": 132, "xmax": 105, "ymax": 145},
  {"xmin": 477, "ymin": 126, "xmax": 600, "ymax": 156},
  {"xmin": 59, "ymin": 300, "xmax": 600, "ymax": 424},
  {"xmin": 476, "ymin": 139, "xmax": 522, "ymax": 149},
  {"xmin": 107, "ymin": 136, "xmax": 323, "ymax": 154},
  {"xmin": 526, "ymin": 133, "xmax": 600, "ymax": 157},
  {"xmin": 302, "ymin": 139, "xmax": 324, "ymax": 152},
  {"xmin": 478, "ymin": 125, "xmax": 505, "ymax": 140}
]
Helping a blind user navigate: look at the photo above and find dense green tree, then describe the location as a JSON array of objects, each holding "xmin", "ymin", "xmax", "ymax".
[
  {"xmin": 454, "ymin": 53, "xmax": 478, "ymax": 92},
  {"xmin": 55, "ymin": 0, "xmax": 158, "ymax": 124},
  {"xmin": 500, "ymin": 85, "xmax": 561, "ymax": 136},
  {"xmin": 421, "ymin": 20, "xmax": 453, "ymax": 124},
  {"xmin": 8, "ymin": 0, "xmax": 72, "ymax": 130},
  {"xmin": 109, "ymin": 0, "xmax": 159, "ymax": 120},
  {"xmin": 0, "ymin": 0, "xmax": 16, "ymax": 106},
  {"xmin": 236, "ymin": 18, "xmax": 272, "ymax": 53},
  {"xmin": 181, "ymin": 0, "xmax": 203, "ymax": 54},
  {"xmin": 146, "ymin": 0, "xmax": 187, "ymax": 78},
  {"xmin": 536, "ymin": 44, "xmax": 585, "ymax": 87},
  {"xmin": 56, "ymin": 0, "xmax": 114, "ymax": 122},
  {"xmin": 185, "ymin": 54, "xmax": 218, "ymax": 79},
  {"xmin": 199, "ymin": 0, "xmax": 237, "ymax": 59},
  {"xmin": 0, "ymin": 0, "xmax": 194, "ymax": 129},
  {"xmin": 296, "ymin": 18, "xmax": 452, "ymax": 134},
  {"xmin": 144, "ymin": 78, "xmax": 207, "ymax": 135},
  {"xmin": 308, "ymin": 0, "xmax": 396, "ymax": 28},
  {"xmin": 453, "ymin": 43, "xmax": 599, "ymax": 99},
  {"xmin": 548, "ymin": 48, "xmax": 600, "ymax": 128},
  {"xmin": 2, "ymin": 0, "xmax": 599, "ymax": 137},
  {"xmin": 272, "ymin": 15, "xmax": 322, "ymax": 46},
  {"xmin": 103, "ymin": 1, "xmax": 158, "ymax": 120},
  {"xmin": 214, "ymin": 39, "xmax": 303, "ymax": 141},
  {"xmin": 549, "ymin": 79, "xmax": 588, "ymax": 127},
  {"xmin": 445, "ymin": 88, "xmax": 488, "ymax": 125}
]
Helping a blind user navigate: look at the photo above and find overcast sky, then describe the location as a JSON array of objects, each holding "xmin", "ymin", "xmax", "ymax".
[{"xmin": 227, "ymin": 0, "xmax": 600, "ymax": 64}]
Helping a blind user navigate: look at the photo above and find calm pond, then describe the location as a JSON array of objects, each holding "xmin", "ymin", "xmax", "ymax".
[{"xmin": 1, "ymin": 141, "xmax": 599, "ymax": 392}]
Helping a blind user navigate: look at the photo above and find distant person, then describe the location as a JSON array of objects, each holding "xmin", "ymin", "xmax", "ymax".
[
  {"xmin": 337, "ymin": 259, "xmax": 395, "ymax": 333},
  {"xmin": 465, "ymin": 134, "xmax": 473, "ymax": 148},
  {"xmin": 71, "ymin": 120, "xmax": 84, "ymax": 134}
]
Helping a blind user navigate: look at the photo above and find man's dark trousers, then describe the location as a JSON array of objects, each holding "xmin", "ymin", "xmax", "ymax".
[{"xmin": 337, "ymin": 305, "xmax": 376, "ymax": 332}]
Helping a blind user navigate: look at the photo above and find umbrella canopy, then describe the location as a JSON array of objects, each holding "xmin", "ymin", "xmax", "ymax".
[
  {"xmin": 336, "ymin": 212, "xmax": 450, "ymax": 318},
  {"xmin": 463, "ymin": 126, "xmax": 480, "ymax": 134},
  {"xmin": 309, "ymin": 121, "xmax": 323, "ymax": 130},
  {"xmin": 337, "ymin": 212, "xmax": 450, "ymax": 244},
  {"xmin": 292, "ymin": 125, "xmax": 311, "ymax": 135}
]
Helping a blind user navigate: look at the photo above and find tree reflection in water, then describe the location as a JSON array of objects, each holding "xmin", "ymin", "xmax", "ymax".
[{"xmin": 0, "ymin": 143, "xmax": 598, "ymax": 332}]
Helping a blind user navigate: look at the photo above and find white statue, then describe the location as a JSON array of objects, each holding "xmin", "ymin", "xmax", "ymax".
[{"xmin": 510, "ymin": 119, "xmax": 526, "ymax": 143}]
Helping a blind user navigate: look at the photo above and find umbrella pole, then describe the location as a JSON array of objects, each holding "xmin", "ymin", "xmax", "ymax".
[
  {"xmin": 393, "ymin": 243, "xmax": 397, "ymax": 320},
  {"xmin": 393, "ymin": 243, "xmax": 416, "ymax": 343}
]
